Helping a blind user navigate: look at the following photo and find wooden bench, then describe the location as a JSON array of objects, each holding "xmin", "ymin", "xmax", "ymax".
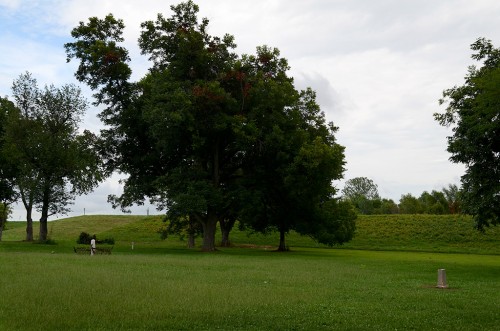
[{"xmin": 73, "ymin": 246, "xmax": 113, "ymax": 255}]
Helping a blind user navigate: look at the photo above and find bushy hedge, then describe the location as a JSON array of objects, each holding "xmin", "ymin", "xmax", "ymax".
[
  {"xmin": 77, "ymin": 232, "xmax": 114, "ymax": 245},
  {"xmin": 77, "ymin": 232, "xmax": 92, "ymax": 244}
]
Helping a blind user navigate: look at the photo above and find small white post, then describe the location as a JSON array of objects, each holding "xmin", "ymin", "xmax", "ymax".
[
  {"xmin": 437, "ymin": 269, "xmax": 448, "ymax": 288},
  {"xmin": 131, "ymin": 242, "xmax": 134, "ymax": 250}
]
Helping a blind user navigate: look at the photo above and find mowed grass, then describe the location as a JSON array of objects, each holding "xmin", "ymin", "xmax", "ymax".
[
  {"xmin": 0, "ymin": 249, "xmax": 499, "ymax": 330},
  {"xmin": 2, "ymin": 214, "xmax": 499, "ymax": 254},
  {"xmin": 1, "ymin": 215, "xmax": 499, "ymax": 330}
]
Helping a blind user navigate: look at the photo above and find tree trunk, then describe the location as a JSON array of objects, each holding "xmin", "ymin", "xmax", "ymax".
[
  {"xmin": 21, "ymin": 189, "xmax": 34, "ymax": 242},
  {"xmin": 39, "ymin": 216, "xmax": 48, "ymax": 241},
  {"xmin": 0, "ymin": 202, "xmax": 6, "ymax": 241},
  {"xmin": 277, "ymin": 228, "xmax": 288, "ymax": 251},
  {"xmin": 187, "ymin": 233, "xmax": 195, "ymax": 249},
  {"xmin": 201, "ymin": 212, "xmax": 218, "ymax": 252},
  {"xmin": 25, "ymin": 209, "xmax": 33, "ymax": 242},
  {"xmin": 39, "ymin": 189, "xmax": 50, "ymax": 242},
  {"xmin": 219, "ymin": 217, "xmax": 236, "ymax": 247}
]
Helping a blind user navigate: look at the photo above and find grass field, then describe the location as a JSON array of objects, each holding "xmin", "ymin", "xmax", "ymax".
[{"xmin": 1, "ymin": 214, "xmax": 499, "ymax": 330}]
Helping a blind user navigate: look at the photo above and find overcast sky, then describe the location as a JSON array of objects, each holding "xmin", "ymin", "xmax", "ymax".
[{"xmin": 2, "ymin": 0, "xmax": 499, "ymax": 221}]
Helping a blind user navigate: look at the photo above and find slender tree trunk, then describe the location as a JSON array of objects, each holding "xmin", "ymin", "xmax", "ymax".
[
  {"xmin": 186, "ymin": 214, "xmax": 197, "ymax": 248},
  {"xmin": 220, "ymin": 225, "xmax": 230, "ymax": 247},
  {"xmin": 277, "ymin": 228, "xmax": 288, "ymax": 251},
  {"xmin": 39, "ymin": 189, "xmax": 50, "ymax": 242},
  {"xmin": 20, "ymin": 189, "xmax": 34, "ymax": 241},
  {"xmin": 25, "ymin": 209, "xmax": 33, "ymax": 241},
  {"xmin": 0, "ymin": 202, "xmax": 7, "ymax": 241},
  {"xmin": 201, "ymin": 211, "xmax": 218, "ymax": 252}
]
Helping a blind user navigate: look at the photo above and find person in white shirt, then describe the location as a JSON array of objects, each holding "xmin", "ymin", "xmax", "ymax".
[{"xmin": 90, "ymin": 235, "xmax": 96, "ymax": 256}]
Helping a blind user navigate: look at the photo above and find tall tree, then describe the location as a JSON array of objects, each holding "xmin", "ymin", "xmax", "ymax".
[
  {"xmin": 0, "ymin": 97, "xmax": 19, "ymax": 240},
  {"xmin": 418, "ymin": 190, "xmax": 448, "ymax": 214},
  {"xmin": 341, "ymin": 177, "xmax": 381, "ymax": 214},
  {"xmin": 66, "ymin": 1, "xmax": 353, "ymax": 251},
  {"xmin": 435, "ymin": 37, "xmax": 500, "ymax": 230},
  {"xmin": 442, "ymin": 184, "xmax": 461, "ymax": 214},
  {"xmin": 5, "ymin": 73, "xmax": 104, "ymax": 241},
  {"xmin": 66, "ymin": 2, "xmax": 242, "ymax": 251},
  {"xmin": 398, "ymin": 193, "xmax": 421, "ymax": 214}
]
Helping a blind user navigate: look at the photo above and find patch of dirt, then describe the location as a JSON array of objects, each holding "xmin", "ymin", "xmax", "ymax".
[{"xmin": 421, "ymin": 284, "xmax": 460, "ymax": 290}]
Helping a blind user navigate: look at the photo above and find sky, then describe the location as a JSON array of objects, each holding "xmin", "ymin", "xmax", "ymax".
[{"xmin": 2, "ymin": 0, "xmax": 499, "ymax": 221}]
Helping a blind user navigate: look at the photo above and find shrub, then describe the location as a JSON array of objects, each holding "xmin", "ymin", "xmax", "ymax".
[{"xmin": 77, "ymin": 232, "xmax": 92, "ymax": 245}]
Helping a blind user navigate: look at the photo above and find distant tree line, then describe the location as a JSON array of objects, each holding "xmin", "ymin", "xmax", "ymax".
[{"xmin": 342, "ymin": 177, "xmax": 461, "ymax": 215}]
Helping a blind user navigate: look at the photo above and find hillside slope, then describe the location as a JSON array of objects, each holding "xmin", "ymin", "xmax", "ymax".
[{"xmin": 1, "ymin": 214, "xmax": 499, "ymax": 254}]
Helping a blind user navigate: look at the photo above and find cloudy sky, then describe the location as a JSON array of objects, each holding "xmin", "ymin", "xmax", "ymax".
[{"xmin": 2, "ymin": 0, "xmax": 499, "ymax": 221}]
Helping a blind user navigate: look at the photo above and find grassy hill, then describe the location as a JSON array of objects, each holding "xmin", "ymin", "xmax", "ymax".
[{"xmin": 2, "ymin": 214, "xmax": 499, "ymax": 254}]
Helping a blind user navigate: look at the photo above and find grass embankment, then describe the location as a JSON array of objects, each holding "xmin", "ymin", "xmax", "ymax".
[
  {"xmin": 1, "ymin": 214, "xmax": 499, "ymax": 254},
  {"xmin": 344, "ymin": 214, "xmax": 500, "ymax": 254},
  {"xmin": 0, "ymin": 214, "xmax": 499, "ymax": 330}
]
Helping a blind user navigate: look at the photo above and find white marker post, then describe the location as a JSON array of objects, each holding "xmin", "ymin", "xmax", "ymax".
[
  {"xmin": 131, "ymin": 242, "xmax": 134, "ymax": 250},
  {"xmin": 437, "ymin": 269, "xmax": 448, "ymax": 288}
]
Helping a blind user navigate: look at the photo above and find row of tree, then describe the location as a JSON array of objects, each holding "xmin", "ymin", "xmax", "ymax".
[
  {"xmin": 1, "ymin": 2, "xmax": 497, "ymax": 245},
  {"xmin": 0, "ymin": 75, "xmax": 104, "ymax": 241},
  {"xmin": 1, "ymin": 1, "xmax": 357, "ymax": 250},
  {"xmin": 341, "ymin": 177, "xmax": 461, "ymax": 215}
]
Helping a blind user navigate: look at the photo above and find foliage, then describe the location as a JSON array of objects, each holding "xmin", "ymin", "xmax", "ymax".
[
  {"xmin": 77, "ymin": 231, "xmax": 92, "ymax": 244},
  {"xmin": 442, "ymin": 183, "xmax": 461, "ymax": 214},
  {"xmin": 418, "ymin": 190, "xmax": 448, "ymax": 214},
  {"xmin": 76, "ymin": 231, "xmax": 114, "ymax": 245},
  {"xmin": 4, "ymin": 73, "xmax": 105, "ymax": 241},
  {"xmin": 435, "ymin": 37, "xmax": 500, "ymax": 229},
  {"xmin": 374, "ymin": 198, "xmax": 399, "ymax": 214},
  {"xmin": 0, "ymin": 97, "xmax": 19, "ymax": 239},
  {"xmin": 65, "ymin": 1, "xmax": 351, "ymax": 251},
  {"xmin": 342, "ymin": 177, "xmax": 381, "ymax": 214}
]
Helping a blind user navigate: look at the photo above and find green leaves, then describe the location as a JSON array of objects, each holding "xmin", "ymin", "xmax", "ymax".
[
  {"xmin": 4, "ymin": 73, "xmax": 105, "ymax": 239},
  {"xmin": 435, "ymin": 37, "xmax": 500, "ymax": 229},
  {"xmin": 65, "ymin": 14, "xmax": 132, "ymax": 109},
  {"xmin": 66, "ymin": 2, "xmax": 352, "ymax": 250}
]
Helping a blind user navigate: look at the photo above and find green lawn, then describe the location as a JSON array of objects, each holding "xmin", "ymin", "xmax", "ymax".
[
  {"xmin": 0, "ymin": 248, "xmax": 498, "ymax": 330},
  {"xmin": 0, "ymin": 215, "xmax": 499, "ymax": 330}
]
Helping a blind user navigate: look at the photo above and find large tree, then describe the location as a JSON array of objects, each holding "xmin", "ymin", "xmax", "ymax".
[
  {"xmin": 65, "ymin": 1, "xmax": 353, "ymax": 251},
  {"xmin": 341, "ymin": 177, "xmax": 381, "ymax": 214},
  {"xmin": 0, "ymin": 97, "xmax": 19, "ymax": 240},
  {"xmin": 5, "ymin": 72, "xmax": 104, "ymax": 241},
  {"xmin": 435, "ymin": 37, "xmax": 500, "ymax": 230}
]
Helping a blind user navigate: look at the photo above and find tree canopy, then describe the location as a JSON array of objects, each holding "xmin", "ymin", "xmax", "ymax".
[
  {"xmin": 0, "ymin": 97, "xmax": 19, "ymax": 240},
  {"xmin": 341, "ymin": 177, "xmax": 381, "ymax": 214},
  {"xmin": 435, "ymin": 37, "xmax": 500, "ymax": 230},
  {"xmin": 3, "ymin": 72, "xmax": 104, "ymax": 241},
  {"xmin": 65, "ymin": 1, "xmax": 354, "ymax": 251}
]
